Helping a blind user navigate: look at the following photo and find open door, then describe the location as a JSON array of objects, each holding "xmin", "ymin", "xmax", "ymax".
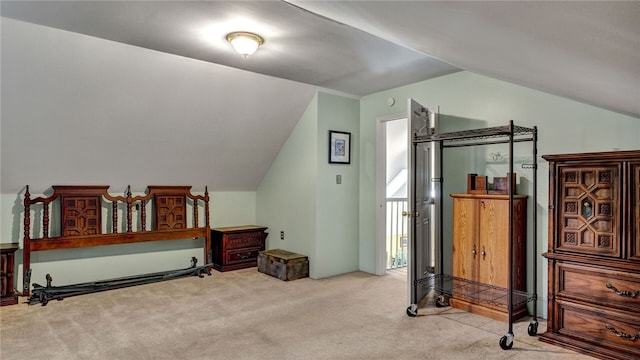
[{"xmin": 406, "ymin": 99, "xmax": 440, "ymax": 311}]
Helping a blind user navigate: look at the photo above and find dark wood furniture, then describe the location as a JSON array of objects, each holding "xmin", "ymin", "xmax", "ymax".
[
  {"xmin": 1, "ymin": 243, "xmax": 19, "ymax": 306},
  {"xmin": 450, "ymin": 193, "xmax": 528, "ymax": 322},
  {"xmin": 541, "ymin": 150, "xmax": 640, "ymax": 360},
  {"xmin": 22, "ymin": 185, "xmax": 210, "ymax": 295},
  {"xmin": 211, "ymin": 225, "xmax": 268, "ymax": 271}
]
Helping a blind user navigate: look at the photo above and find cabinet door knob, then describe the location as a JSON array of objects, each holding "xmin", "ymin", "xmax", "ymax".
[
  {"xmin": 481, "ymin": 246, "xmax": 486, "ymax": 259},
  {"xmin": 472, "ymin": 245, "xmax": 477, "ymax": 258}
]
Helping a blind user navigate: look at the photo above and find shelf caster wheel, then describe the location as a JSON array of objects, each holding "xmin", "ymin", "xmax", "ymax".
[
  {"xmin": 499, "ymin": 334, "xmax": 514, "ymax": 350},
  {"xmin": 406, "ymin": 304, "xmax": 418, "ymax": 317},
  {"xmin": 435, "ymin": 295, "xmax": 449, "ymax": 308},
  {"xmin": 528, "ymin": 321, "xmax": 538, "ymax": 336}
]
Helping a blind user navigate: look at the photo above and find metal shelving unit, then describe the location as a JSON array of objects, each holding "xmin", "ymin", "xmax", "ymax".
[{"xmin": 408, "ymin": 120, "xmax": 539, "ymax": 350}]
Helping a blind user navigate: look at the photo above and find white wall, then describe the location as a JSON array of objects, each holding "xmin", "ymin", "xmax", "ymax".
[
  {"xmin": 359, "ymin": 71, "xmax": 640, "ymax": 316},
  {"xmin": 256, "ymin": 94, "xmax": 318, "ymax": 271},
  {"xmin": 256, "ymin": 92, "xmax": 360, "ymax": 279},
  {"xmin": 315, "ymin": 92, "xmax": 359, "ymax": 278},
  {"xmin": 210, "ymin": 191, "xmax": 257, "ymax": 228}
]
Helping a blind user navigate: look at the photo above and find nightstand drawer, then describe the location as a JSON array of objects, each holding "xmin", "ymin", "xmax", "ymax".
[
  {"xmin": 225, "ymin": 232, "xmax": 264, "ymax": 249},
  {"xmin": 225, "ymin": 248, "xmax": 261, "ymax": 265},
  {"xmin": 556, "ymin": 261, "xmax": 640, "ymax": 312}
]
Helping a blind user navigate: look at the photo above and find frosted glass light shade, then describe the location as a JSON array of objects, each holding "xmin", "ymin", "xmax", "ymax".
[{"xmin": 226, "ymin": 32, "xmax": 264, "ymax": 58}]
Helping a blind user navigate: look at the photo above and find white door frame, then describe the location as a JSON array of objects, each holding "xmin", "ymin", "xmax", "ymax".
[{"xmin": 375, "ymin": 112, "xmax": 407, "ymax": 276}]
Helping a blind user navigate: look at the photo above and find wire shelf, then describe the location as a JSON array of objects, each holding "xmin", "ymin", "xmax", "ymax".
[
  {"xmin": 415, "ymin": 273, "xmax": 535, "ymax": 309},
  {"xmin": 414, "ymin": 124, "xmax": 534, "ymax": 144}
]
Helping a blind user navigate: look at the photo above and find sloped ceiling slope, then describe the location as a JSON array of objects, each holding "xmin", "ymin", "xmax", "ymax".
[
  {"xmin": 0, "ymin": 1, "xmax": 459, "ymax": 194},
  {"xmin": 0, "ymin": 1, "xmax": 459, "ymax": 96},
  {"xmin": 0, "ymin": 18, "xmax": 318, "ymax": 194},
  {"xmin": 292, "ymin": 1, "xmax": 640, "ymax": 118}
]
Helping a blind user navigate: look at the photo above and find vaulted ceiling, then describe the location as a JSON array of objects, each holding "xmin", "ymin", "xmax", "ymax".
[
  {"xmin": 1, "ymin": 1, "xmax": 638, "ymax": 193},
  {"xmin": 3, "ymin": 1, "xmax": 637, "ymax": 117}
]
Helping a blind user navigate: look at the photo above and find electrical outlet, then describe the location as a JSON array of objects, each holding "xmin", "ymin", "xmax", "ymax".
[{"xmin": 280, "ymin": 231, "xmax": 284, "ymax": 240}]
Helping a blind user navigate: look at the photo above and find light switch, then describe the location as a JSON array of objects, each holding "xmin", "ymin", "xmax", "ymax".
[{"xmin": 336, "ymin": 175, "xmax": 342, "ymax": 184}]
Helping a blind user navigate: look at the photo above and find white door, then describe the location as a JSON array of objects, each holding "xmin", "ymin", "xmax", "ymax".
[{"xmin": 406, "ymin": 99, "xmax": 440, "ymax": 308}]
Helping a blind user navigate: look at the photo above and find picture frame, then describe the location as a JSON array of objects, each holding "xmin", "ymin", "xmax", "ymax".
[{"xmin": 329, "ymin": 130, "xmax": 351, "ymax": 164}]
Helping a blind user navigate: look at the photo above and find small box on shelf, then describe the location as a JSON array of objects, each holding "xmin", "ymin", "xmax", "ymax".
[
  {"xmin": 489, "ymin": 173, "xmax": 517, "ymax": 195},
  {"xmin": 467, "ymin": 173, "xmax": 488, "ymax": 194}
]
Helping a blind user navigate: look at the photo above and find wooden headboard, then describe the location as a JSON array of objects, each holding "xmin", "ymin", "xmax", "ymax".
[{"xmin": 22, "ymin": 185, "xmax": 210, "ymax": 295}]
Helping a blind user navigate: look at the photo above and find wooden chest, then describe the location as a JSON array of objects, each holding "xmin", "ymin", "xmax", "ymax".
[
  {"xmin": 211, "ymin": 226, "xmax": 268, "ymax": 272},
  {"xmin": 257, "ymin": 249, "xmax": 309, "ymax": 281}
]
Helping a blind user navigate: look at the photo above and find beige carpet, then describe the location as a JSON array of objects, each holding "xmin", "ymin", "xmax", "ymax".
[{"xmin": 1, "ymin": 268, "xmax": 591, "ymax": 360}]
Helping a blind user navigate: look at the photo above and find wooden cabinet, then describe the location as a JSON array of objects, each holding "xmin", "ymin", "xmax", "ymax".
[
  {"xmin": 631, "ymin": 160, "xmax": 640, "ymax": 261},
  {"xmin": 211, "ymin": 226, "xmax": 268, "ymax": 272},
  {"xmin": 541, "ymin": 150, "xmax": 640, "ymax": 360},
  {"xmin": 1, "ymin": 243, "xmax": 19, "ymax": 306},
  {"xmin": 450, "ymin": 194, "xmax": 528, "ymax": 322}
]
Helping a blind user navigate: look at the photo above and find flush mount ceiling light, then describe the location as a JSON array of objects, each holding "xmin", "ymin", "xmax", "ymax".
[{"xmin": 226, "ymin": 31, "xmax": 264, "ymax": 58}]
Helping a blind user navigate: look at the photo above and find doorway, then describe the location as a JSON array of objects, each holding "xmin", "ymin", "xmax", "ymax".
[
  {"xmin": 376, "ymin": 115, "xmax": 408, "ymax": 275},
  {"xmin": 376, "ymin": 100, "xmax": 440, "ymax": 309}
]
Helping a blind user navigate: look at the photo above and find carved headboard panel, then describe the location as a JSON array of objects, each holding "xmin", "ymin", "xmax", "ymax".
[{"xmin": 22, "ymin": 185, "xmax": 210, "ymax": 295}]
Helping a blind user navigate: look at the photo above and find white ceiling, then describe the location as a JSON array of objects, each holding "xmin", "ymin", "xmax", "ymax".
[
  {"xmin": 0, "ymin": 0, "xmax": 459, "ymax": 97},
  {"xmin": 1, "ymin": 1, "xmax": 638, "ymax": 192},
  {"xmin": 2, "ymin": 1, "xmax": 637, "ymax": 117},
  {"xmin": 294, "ymin": 1, "xmax": 640, "ymax": 118}
]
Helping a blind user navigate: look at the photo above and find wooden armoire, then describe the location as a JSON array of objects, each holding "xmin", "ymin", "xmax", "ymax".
[
  {"xmin": 541, "ymin": 150, "xmax": 640, "ymax": 360},
  {"xmin": 450, "ymin": 193, "xmax": 528, "ymax": 322}
]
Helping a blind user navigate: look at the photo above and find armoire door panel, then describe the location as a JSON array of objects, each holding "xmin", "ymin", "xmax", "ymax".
[
  {"xmin": 478, "ymin": 199, "xmax": 510, "ymax": 287},
  {"xmin": 557, "ymin": 165, "xmax": 621, "ymax": 257},
  {"xmin": 452, "ymin": 198, "xmax": 478, "ymax": 281}
]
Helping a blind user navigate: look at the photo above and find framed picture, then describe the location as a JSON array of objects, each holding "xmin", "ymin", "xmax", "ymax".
[{"xmin": 329, "ymin": 130, "xmax": 351, "ymax": 164}]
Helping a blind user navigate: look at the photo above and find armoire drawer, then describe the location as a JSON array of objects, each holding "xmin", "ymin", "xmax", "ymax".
[
  {"xmin": 555, "ymin": 299, "xmax": 640, "ymax": 357},
  {"xmin": 224, "ymin": 248, "xmax": 262, "ymax": 265},
  {"xmin": 556, "ymin": 261, "xmax": 640, "ymax": 312},
  {"xmin": 225, "ymin": 232, "xmax": 265, "ymax": 249}
]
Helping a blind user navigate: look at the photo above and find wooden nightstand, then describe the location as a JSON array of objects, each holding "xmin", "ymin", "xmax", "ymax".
[
  {"xmin": 211, "ymin": 226, "xmax": 268, "ymax": 271},
  {"xmin": 1, "ymin": 243, "xmax": 19, "ymax": 306}
]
